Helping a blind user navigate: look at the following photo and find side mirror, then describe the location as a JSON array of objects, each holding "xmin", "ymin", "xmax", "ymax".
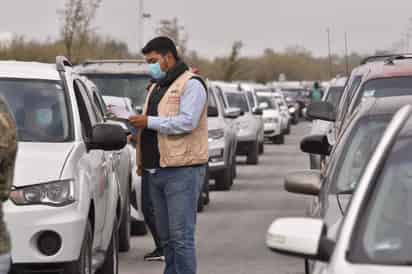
[
  {"xmin": 300, "ymin": 134, "xmax": 331, "ymax": 156},
  {"xmin": 88, "ymin": 123, "xmax": 127, "ymax": 151},
  {"xmin": 135, "ymin": 106, "xmax": 143, "ymax": 114},
  {"xmin": 266, "ymin": 218, "xmax": 333, "ymax": 261},
  {"xmin": 253, "ymin": 107, "xmax": 263, "ymax": 115},
  {"xmin": 208, "ymin": 106, "xmax": 219, "ymax": 117},
  {"xmin": 259, "ymin": 102, "xmax": 269, "ymax": 110},
  {"xmin": 284, "ymin": 170, "xmax": 322, "ymax": 196},
  {"xmin": 307, "ymin": 102, "xmax": 336, "ymax": 122},
  {"xmin": 224, "ymin": 107, "xmax": 241, "ymax": 119}
]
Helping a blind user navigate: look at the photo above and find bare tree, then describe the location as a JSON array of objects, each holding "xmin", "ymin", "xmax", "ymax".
[
  {"xmin": 156, "ymin": 18, "xmax": 188, "ymax": 57},
  {"xmin": 223, "ymin": 41, "xmax": 243, "ymax": 81},
  {"xmin": 58, "ymin": 0, "xmax": 102, "ymax": 60}
]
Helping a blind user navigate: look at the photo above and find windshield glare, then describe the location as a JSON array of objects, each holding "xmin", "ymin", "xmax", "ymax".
[
  {"xmin": 349, "ymin": 137, "xmax": 412, "ymax": 265},
  {"xmin": 332, "ymin": 117, "xmax": 389, "ymax": 194},
  {"xmin": 0, "ymin": 79, "xmax": 71, "ymax": 142},
  {"xmin": 225, "ymin": 92, "xmax": 250, "ymax": 112},
  {"xmin": 86, "ymin": 74, "xmax": 150, "ymax": 107}
]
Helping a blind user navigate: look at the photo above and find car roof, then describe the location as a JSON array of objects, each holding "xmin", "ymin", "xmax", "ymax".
[
  {"xmin": 211, "ymin": 81, "xmax": 242, "ymax": 93},
  {"xmin": 75, "ymin": 59, "xmax": 150, "ymax": 75},
  {"xmin": 362, "ymin": 59, "xmax": 412, "ymax": 82},
  {"xmin": 356, "ymin": 95, "xmax": 412, "ymax": 118},
  {"xmin": 0, "ymin": 61, "xmax": 61, "ymax": 81}
]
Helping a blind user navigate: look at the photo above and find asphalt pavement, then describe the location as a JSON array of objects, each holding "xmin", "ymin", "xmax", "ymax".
[{"xmin": 120, "ymin": 121, "xmax": 311, "ymax": 274}]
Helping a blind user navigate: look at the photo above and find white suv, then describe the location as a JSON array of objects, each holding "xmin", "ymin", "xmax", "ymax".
[
  {"xmin": 2, "ymin": 57, "xmax": 126, "ymax": 274},
  {"xmin": 256, "ymin": 92, "xmax": 284, "ymax": 144}
]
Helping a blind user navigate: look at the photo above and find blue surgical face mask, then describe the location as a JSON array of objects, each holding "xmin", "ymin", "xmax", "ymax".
[{"xmin": 149, "ymin": 62, "xmax": 166, "ymax": 80}]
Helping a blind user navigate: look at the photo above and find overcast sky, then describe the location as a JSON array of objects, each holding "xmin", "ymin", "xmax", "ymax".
[{"xmin": 1, "ymin": 0, "xmax": 412, "ymax": 58}]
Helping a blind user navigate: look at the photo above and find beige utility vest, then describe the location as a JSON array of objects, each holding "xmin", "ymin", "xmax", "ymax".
[{"xmin": 137, "ymin": 71, "xmax": 208, "ymax": 169}]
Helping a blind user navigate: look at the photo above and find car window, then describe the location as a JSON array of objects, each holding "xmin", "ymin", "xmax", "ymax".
[
  {"xmin": 91, "ymin": 91, "xmax": 106, "ymax": 122},
  {"xmin": 215, "ymin": 87, "xmax": 228, "ymax": 108},
  {"xmin": 348, "ymin": 136, "xmax": 412, "ymax": 265},
  {"xmin": 325, "ymin": 86, "xmax": 344, "ymax": 109},
  {"xmin": 331, "ymin": 116, "xmax": 390, "ymax": 194},
  {"xmin": 257, "ymin": 96, "xmax": 277, "ymax": 109},
  {"xmin": 0, "ymin": 79, "xmax": 72, "ymax": 142},
  {"xmin": 246, "ymin": 92, "xmax": 256, "ymax": 108},
  {"xmin": 208, "ymin": 88, "xmax": 218, "ymax": 109},
  {"xmin": 74, "ymin": 80, "xmax": 96, "ymax": 138},
  {"xmin": 225, "ymin": 92, "xmax": 250, "ymax": 113},
  {"xmin": 85, "ymin": 74, "xmax": 150, "ymax": 107}
]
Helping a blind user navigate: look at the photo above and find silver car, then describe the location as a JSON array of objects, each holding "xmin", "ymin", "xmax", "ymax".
[
  {"xmin": 212, "ymin": 81, "xmax": 262, "ymax": 165},
  {"xmin": 208, "ymin": 83, "xmax": 240, "ymax": 190},
  {"xmin": 267, "ymin": 104, "xmax": 412, "ymax": 274}
]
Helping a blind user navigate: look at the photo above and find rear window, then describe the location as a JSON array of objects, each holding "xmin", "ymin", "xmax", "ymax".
[
  {"xmin": 362, "ymin": 77, "xmax": 412, "ymax": 98},
  {"xmin": 85, "ymin": 74, "xmax": 150, "ymax": 107},
  {"xmin": 225, "ymin": 92, "xmax": 250, "ymax": 113}
]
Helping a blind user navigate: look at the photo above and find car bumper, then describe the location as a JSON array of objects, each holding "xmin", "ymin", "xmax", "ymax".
[
  {"xmin": 236, "ymin": 141, "xmax": 255, "ymax": 155},
  {"xmin": 208, "ymin": 139, "xmax": 226, "ymax": 173},
  {"xmin": 4, "ymin": 201, "xmax": 86, "ymax": 263},
  {"xmin": 264, "ymin": 123, "xmax": 281, "ymax": 137}
]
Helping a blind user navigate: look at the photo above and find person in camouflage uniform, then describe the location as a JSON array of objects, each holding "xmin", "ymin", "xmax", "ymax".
[{"xmin": 0, "ymin": 96, "xmax": 17, "ymax": 274}]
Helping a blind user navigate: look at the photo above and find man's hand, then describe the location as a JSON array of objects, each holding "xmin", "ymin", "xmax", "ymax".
[{"xmin": 128, "ymin": 115, "xmax": 148, "ymax": 129}]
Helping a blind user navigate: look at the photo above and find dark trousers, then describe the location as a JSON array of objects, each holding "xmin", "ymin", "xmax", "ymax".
[{"xmin": 141, "ymin": 171, "xmax": 162, "ymax": 251}]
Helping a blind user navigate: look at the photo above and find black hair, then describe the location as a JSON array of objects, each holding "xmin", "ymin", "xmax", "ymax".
[{"xmin": 141, "ymin": 36, "xmax": 179, "ymax": 60}]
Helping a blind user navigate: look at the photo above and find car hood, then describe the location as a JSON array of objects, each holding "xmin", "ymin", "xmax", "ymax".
[
  {"xmin": 13, "ymin": 142, "xmax": 75, "ymax": 187},
  {"xmin": 263, "ymin": 109, "xmax": 280, "ymax": 118}
]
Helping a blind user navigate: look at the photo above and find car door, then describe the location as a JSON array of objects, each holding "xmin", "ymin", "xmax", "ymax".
[{"xmin": 73, "ymin": 79, "xmax": 110, "ymax": 237}]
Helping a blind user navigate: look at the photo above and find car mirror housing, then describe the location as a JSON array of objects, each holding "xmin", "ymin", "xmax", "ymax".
[
  {"xmin": 208, "ymin": 106, "xmax": 219, "ymax": 117},
  {"xmin": 300, "ymin": 134, "xmax": 331, "ymax": 156},
  {"xmin": 266, "ymin": 217, "xmax": 333, "ymax": 262},
  {"xmin": 284, "ymin": 170, "xmax": 322, "ymax": 196},
  {"xmin": 307, "ymin": 101, "xmax": 336, "ymax": 122},
  {"xmin": 224, "ymin": 107, "xmax": 242, "ymax": 119},
  {"xmin": 88, "ymin": 123, "xmax": 127, "ymax": 151}
]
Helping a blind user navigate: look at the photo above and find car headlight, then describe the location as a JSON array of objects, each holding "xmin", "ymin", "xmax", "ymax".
[
  {"xmin": 208, "ymin": 129, "xmax": 225, "ymax": 140},
  {"xmin": 10, "ymin": 180, "xmax": 75, "ymax": 206},
  {"xmin": 289, "ymin": 107, "xmax": 296, "ymax": 113}
]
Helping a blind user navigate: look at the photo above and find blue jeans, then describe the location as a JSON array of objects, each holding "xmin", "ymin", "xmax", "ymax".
[{"xmin": 149, "ymin": 165, "xmax": 205, "ymax": 274}]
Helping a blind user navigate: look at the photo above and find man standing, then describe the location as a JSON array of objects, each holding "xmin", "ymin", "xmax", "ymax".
[
  {"xmin": 129, "ymin": 36, "xmax": 208, "ymax": 274},
  {"xmin": 0, "ymin": 97, "xmax": 17, "ymax": 274}
]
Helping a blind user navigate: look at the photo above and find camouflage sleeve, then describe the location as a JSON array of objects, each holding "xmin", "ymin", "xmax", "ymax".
[{"xmin": 0, "ymin": 99, "xmax": 17, "ymax": 202}]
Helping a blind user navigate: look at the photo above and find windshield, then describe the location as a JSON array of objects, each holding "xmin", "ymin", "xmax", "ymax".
[
  {"xmin": 85, "ymin": 74, "xmax": 150, "ymax": 107},
  {"xmin": 349, "ymin": 136, "xmax": 412, "ymax": 265},
  {"xmin": 257, "ymin": 96, "xmax": 277, "ymax": 109},
  {"xmin": 331, "ymin": 116, "xmax": 389, "ymax": 193},
  {"xmin": 0, "ymin": 79, "xmax": 71, "ymax": 142},
  {"xmin": 325, "ymin": 86, "xmax": 344, "ymax": 108},
  {"xmin": 225, "ymin": 92, "xmax": 250, "ymax": 112}
]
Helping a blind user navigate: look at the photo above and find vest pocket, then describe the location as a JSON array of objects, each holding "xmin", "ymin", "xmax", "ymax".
[{"xmin": 163, "ymin": 135, "xmax": 187, "ymax": 156}]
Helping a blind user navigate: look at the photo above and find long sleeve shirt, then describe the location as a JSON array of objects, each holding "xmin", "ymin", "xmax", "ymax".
[{"xmin": 147, "ymin": 79, "xmax": 207, "ymax": 135}]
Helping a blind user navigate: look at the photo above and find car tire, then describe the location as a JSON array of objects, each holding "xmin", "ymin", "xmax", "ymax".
[
  {"xmin": 130, "ymin": 219, "xmax": 147, "ymax": 236},
  {"xmin": 259, "ymin": 142, "xmax": 264, "ymax": 154},
  {"xmin": 197, "ymin": 170, "xmax": 209, "ymax": 212},
  {"xmin": 231, "ymin": 153, "xmax": 237, "ymax": 179},
  {"xmin": 273, "ymin": 134, "xmax": 285, "ymax": 145},
  {"xmin": 65, "ymin": 220, "xmax": 92, "ymax": 274},
  {"xmin": 203, "ymin": 167, "xmax": 210, "ymax": 204},
  {"xmin": 214, "ymin": 166, "xmax": 233, "ymax": 191},
  {"xmin": 118, "ymin": 188, "xmax": 130, "ymax": 252},
  {"xmin": 96, "ymin": 224, "xmax": 119, "ymax": 274},
  {"xmin": 285, "ymin": 123, "xmax": 291, "ymax": 135},
  {"xmin": 246, "ymin": 141, "xmax": 259, "ymax": 165}
]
